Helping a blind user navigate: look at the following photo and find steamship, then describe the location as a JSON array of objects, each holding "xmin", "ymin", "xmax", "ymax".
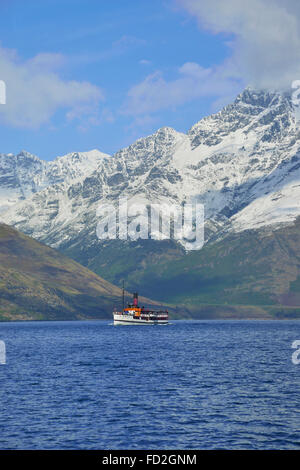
[{"xmin": 113, "ymin": 290, "xmax": 169, "ymax": 325}]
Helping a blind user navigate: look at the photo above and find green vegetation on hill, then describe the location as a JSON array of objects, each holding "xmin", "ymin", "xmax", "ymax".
[
  {"xmin": 0, "ymin": 223, "xmax": 134, "ymax": 321},
  {"xmin": 62, "ymin": 219, "xmax": 300, "ymax": 319},
  {"xmin": 3, "ymin": 218, "xmax": 300, "ymax": 321}
]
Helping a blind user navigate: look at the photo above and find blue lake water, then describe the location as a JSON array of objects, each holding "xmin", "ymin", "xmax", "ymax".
[{"xmin": 0, "ymin": 320, "xmax": 300, "ymax": 449}]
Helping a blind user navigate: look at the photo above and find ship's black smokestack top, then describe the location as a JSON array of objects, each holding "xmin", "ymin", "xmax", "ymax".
[{"xmin": 133, "ymin": 292, "xmax": 138, "ymax": 307}]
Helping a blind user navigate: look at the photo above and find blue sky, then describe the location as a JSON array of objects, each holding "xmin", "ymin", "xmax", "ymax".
[{"xmin": 0, "ymin": 0, "xmax": 297, "ymax": 160}]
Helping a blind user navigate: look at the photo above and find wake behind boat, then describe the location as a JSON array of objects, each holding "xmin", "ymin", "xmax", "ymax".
[{"xmin": 113, "ymin": 290, "xmax": 168, "ymax": 325}]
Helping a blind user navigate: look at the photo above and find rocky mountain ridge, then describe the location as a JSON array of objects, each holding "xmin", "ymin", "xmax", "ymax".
[{"xmin": 1, "ymin": 88, "xmax": 300, "ymax": 250}]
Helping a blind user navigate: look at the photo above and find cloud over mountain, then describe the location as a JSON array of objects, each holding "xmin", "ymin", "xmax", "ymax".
[
  {"xmin": 178, "ymin": 0, "xmax": 300, "ymax": 89},
  {"xmin": 123, "ymin": 62, "xmax": 241, "ymax": 117},
  {"xmin": 124, "ymin": 0, "xmax": 300, "ymax": 121}
]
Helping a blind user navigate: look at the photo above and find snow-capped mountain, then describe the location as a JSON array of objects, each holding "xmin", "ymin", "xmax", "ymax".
[
  {"xmin": 2, "ymin": 87, "xmax": 300, "ymax": 253},
  {"xmin": 0, "ymin": 149, "xmax": 109, "ymax": 213}
]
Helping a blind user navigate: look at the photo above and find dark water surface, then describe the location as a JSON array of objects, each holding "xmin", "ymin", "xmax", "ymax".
[{"xmin": 0, "ymin": 320, "xmax": 300, "ymax": 449}]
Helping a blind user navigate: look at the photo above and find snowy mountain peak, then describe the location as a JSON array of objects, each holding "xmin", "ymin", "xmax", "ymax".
[
  {"xmin": 54, "ymin": 149, "xmax": 109, "ymax": 162},
  {"xmin": 113, "ymin": 126, "xmax": 185, "ymax": 167},
  {"xmin": 16, "ymin": 150, "xmax": 41, "ymax": 160},
  {"xmin": 234, "ymin": 87, "xmax": 282, "ymax": 107},
  {"xmin": 188, "ymin": 87, "xmax": 295, "ymax": 150},
  {"xmin": 2, "ymin": 87, "xmax": 300, "ymax": 251},
  {"xmin": 0, "ymin": 148, "xmax": 110, "ymax": 213}
]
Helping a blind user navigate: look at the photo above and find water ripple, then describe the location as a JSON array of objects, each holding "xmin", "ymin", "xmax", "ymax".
[{"xmin": 0, "ymin": 320, "xmax": 299, "ymax": 449}]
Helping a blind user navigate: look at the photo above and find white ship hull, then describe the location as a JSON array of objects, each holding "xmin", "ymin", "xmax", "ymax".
[{"xmin": 113, "ymin": 313, "xmax": 168, "ymax": 325}]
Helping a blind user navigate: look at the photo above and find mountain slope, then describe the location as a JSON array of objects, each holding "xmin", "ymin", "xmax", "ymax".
[
  {"xmin": 0, "ymin": 223, "xmax": 156, "ymax": 321},
  {"xmin": 2, "ymin": 88, "xmax": 300, "ymax": 318},
  {"xmin": 0, "ymin": 149, "xmax": 109, "ymax": 213},
  {"xmin": 112, "ymin": 217, "xmax": 300, "ymax": 319},
  {"xmin": 2, "ymin": 88, "xmax": 300, "ymax": 248}
]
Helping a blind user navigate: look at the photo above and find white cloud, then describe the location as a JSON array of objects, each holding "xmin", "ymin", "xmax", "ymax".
[
  {"xmin": 124, "ymin": 0, "xmax": 300, "ymax": 120},
  {"xmin": 177, "ymin": 0, "xmax": 300, "ymax": 89},
  {"xmin": 123, "ymin": 61, "xmax": 241, "ymax": 116},
  {"xmin": 139, "ymin": 59, "xmax": 151, "ymax": 66},
  {"xmin": 0, "ymin": 46, "xmax": 104, "ymax": 128}
]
